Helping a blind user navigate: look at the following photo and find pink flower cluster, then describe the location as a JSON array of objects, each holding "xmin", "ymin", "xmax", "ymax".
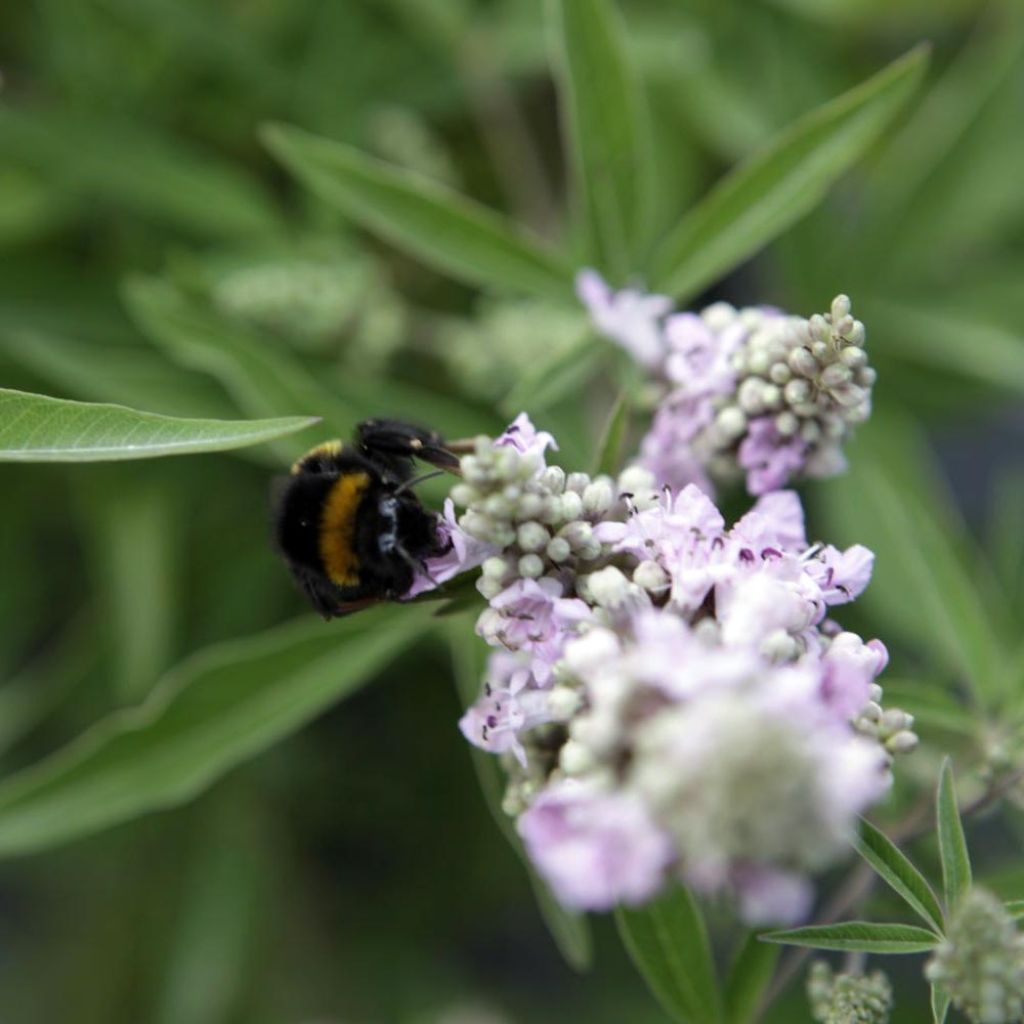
[
  {"xmin": 577, "ymin": 270, "xmax": 875, "ymax": 497},
  {"xmin": 430, "ymin": 415, "xmax": 907, "ymax": 924}
]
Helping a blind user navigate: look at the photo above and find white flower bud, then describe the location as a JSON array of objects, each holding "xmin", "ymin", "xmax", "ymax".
[
  {"xmin": 516, "ymin": 521, "xmax": 550, "ymax": 552},
  {"xmin": 546, "ymin": 537, "xmax": 572, "ymax": 562},
  {"xmin": 618, "ymin": 465, "xmax": 656, "ymax": 495},
  {"xmin": 633, "ymin": 560, "xmax": 669, "ymax": 592},
  {"xmin": 775, "ymin": 411, "xmax": 799, "ymax": 436},
  {"xmin": 788, "ymin": 347, "xmax": 819, "ymax": 378},
  {"xmin": 702, "ymin": 301, "xmax": 737, "ymax": 331},
  {"xmin": 738, "ymin": 377, "xmax": 765, "ymax": 414},
  {"xmin": 583, "ymin": 477, "xmax": 615, "ymax": 517},
  {"xmin": 450, "ymin": 483, "xmax": 479, "ymax": 507},
  {"xmin": 847, "ymin": 321, "xmax": 866, "ymax": 347},
  {"xmin": 482, "ymin": 556, "xmax": 510, "ymax": 579},
  {"xmin": 749, "ymin": 349, "xmax": 772, "ymax": 375},
  {"xmin": 476, "ymin": 576, "xmax": 503, "ymax": 600},
  {"xmin": 839, "ymin": 346, "xmax": 867, "ymax": 369},
  {"xmin": 558, "ymin": 490, "xmax": 584, "ymax": 521},
  {"xmin": 715, "ymin": 405, "xmax": 747, "ymax": 441},
  {"xmin": 516, "ymin": 492, "xmax": 544, "ymax": 520},
  {"xmin": 831, "ymin": 294, "xmax": 851, "ymax": 321},
  {"xmin": 886, "ymin": 731, "xmax": 919, "ymax": 755},
  {"xmin": 800, "ymin": 420, "xmax": 822, "ymax": 444},
  {"xmin": 518, "ymin": 553, "xmax": 544, "ymax": 578},
  {"xmin": 548, "ymin": 685, "xmax": 583, "ymax": 720},
  {"xmin": 761, "ymin": 383, "xmax": 782, "ymax": 409},
  {"xmin": 820, "ymin": 363, "xmax": 852, "ymax": 388},
  {"xmin": 566, "ymin": 472, "xmax": 590, "ymax": 494},
  {"xmin": 539, "ymin": 465, "xmax": 566, "ymax": 493},
  {"xmin": 559, "ymin": 739, "xmax": 595, "ymax": 775},
  {"xmin": 784, "ymin": 379, "xmax": 811, "ymax": 405},
  {"xmin": 811, "ymin": 340, "xmax": 829, "ymax": 360},
  {"xmin": 484, "ymin": 493, "xmax": 515, "ymax": 520},
  {"xmin": 761, "ymin": 628, "xmax": 799, "ymax": 662},
  {"xmin": 769, "ymin": 361, "xmax": 792, "ymax": 384}
]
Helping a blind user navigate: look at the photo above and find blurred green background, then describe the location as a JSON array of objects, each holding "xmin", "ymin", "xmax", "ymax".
[{"xmin": 1, "ymin": 0, "xmax": 1023, "ymax": 1021}]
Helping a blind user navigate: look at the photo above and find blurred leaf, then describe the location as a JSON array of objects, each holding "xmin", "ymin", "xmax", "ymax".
[
  {"xmin": 0, "ymin": 607, "xmax": 432, "ymax": 857},
  {"xmin": 151, "ymin": 792, "xmax": 269, "ymax": 1024},
  {"xmin": 615, "ymin": 886, "xmax": 722, "ymax": 1024},
  {"xmin": 0, "ymin": 612, "xmax": 98, "ymax": 757},
  {"xmin": 988, "ymin": 471, "xmax": 1024, "ymax": 617},
  {"xmin": 592, "ymin": 391, "xmax": 631, "ymax": 477},
  {"xmin": 1005, "ymin": 900, "xmax": 1024, "ymax": 920},
  {"xmin": 550, "ymin": 0, "xmax": 653, "ymax": 275},
  {"xmin": 864, "ymin": 3, "xmax": 1024, "ymax": 260},
  {"xmin": 0, "ymin": 388, "xmax": 318, "ymax": 462},
  {"xmin": 855, "ymin": 818, "xmax": 945, "ymax": 933},
  {"xmin": 0, "ymin": 109, "xmax": 279, "ymax": 239},
  {"xmin": 932, "ymin": 984, "xmax": 951, "ymax": 1024},
  {"xmin": 499, "ymin": 330, "xmax": 604, "ymax": 419},
  {"xmin": 762, "ymin": 921, "xmax": 940, "ymax": 953},
  {"xmin": 261, "ymin": 123, "xmax": 573, "ymax": 300},
  {"xmin": 0, "ymin": 329, "xmax": 237, "ymax": 420},
  {"xmin": 124, "ymin": 276, "xmax": 490, "ymax": 447},
  {"xmin": 82, "ymin": 473, "xmax": 181, "ymax": 701},
  {"xmin": 650, "ymin": 46, "xmax": 929, "ymax": 302},
  {"xmin": 937, "ymin": 757, "xmax": 972, "ymax": 914},
  {"xmin": 879, "ymin": 680, "xmax": 977, "ymax": 739},
  {"xmin": 723, "ymin": 931, "xmax": 778, "ymax": 1024},
  {"xmin": 870, "ymin": 301, "xmax": 1024, "ymax": 397},
  {"xmin": 818, "ymin": 420, "xmax": 1010, "ymax": 706},
  {"xmin": 448, "ymin": 623, "xmax": 592, "ymax": 971}
]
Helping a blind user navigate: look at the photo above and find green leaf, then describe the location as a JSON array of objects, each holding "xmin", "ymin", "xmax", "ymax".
[
  {"xmin": 818, "ymin": 419, "xmax": 1010, "ymax": 705},
  {"xmin": 616, "ymin": 886, "xmax": 722, "ymax": 1024},
  {"xmin": 592, "ymin": 390, "xmax": 631, "ymax": 477},
  {"xmin": 937, "ymin": 757, "xmax": 972, "ymax": 914},
  {"xmin": 724, "ymin": 931, "xmax": 778, "ymax": 1024},
  {"xmin": 261, "ymin": 123, "xmax": 573, "ymax": 300},
  {"xmin": 931, "ymin": 984, "xmax": 951, "ymax": 1024},
  {"xmin": 0, "ymin": 109, "xmax": 279, "ymax": 239},
  {"xmin": 550, "ymin": 0, "xmax": 653, "ymax": 274},
  {"xmin": 499, "ymin": 330, "xmax": 604, "ymax": 418},
  {"xmin": 0, "ymin": 607, "xmax": 431, "ymax": 857},
  {"xmin": 855, "ymin": 818, "xmax": 946, "ymax": 933},
  {"xmin": 650, "ymin": 46, "xmax": 929, "ymax": 302},
  {"xmin": 0, "ymin": 388, "xmax": 318, "ymax": 462},
  {"xmin": 447, "ymin": 622, "xmax": 592, "ymax": 971},
  {"xmin": 1005, "ymin": 900, "xmax": 1024, "ymax": 920},
  {"xmin": 870, "ymin": 301, "xmax": 1024, "ymax": 397},
  {"xmin": 762, "ymin": 921, "xmax": 940, "ymax": 954}
]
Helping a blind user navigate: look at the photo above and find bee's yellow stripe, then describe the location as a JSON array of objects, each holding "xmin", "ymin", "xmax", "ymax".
[{"xmin": 319, "ymin": 472, "xmax": 371, "ymax": 586}]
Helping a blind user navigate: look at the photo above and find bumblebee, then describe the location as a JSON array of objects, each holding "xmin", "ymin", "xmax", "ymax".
[{"xmin": 273, "ymin": 418, "xmax": 461, "ymax": 619}]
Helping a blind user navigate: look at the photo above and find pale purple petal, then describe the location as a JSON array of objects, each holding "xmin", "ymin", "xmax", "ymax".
[
  {"xmin": 407, "ymin": 499, "xmax": 497, "ymax": 597},
  {"xmin": 576, "ymin": 269, "xmax": 671, "ymax": 370},
  {"xmin": 518, "ymin": 779, "xmax": 674, "ymax": 910},
  {"xmin": 494, "ymin": 413, "xmax": 558, "ymax": 461},
  {"xmin": 733, "ymin": 866, "xmax": 815, "ymax": 926},
  {"xmin": 737, "ymin": 418, "xmax": 809, "ymax": 496}
]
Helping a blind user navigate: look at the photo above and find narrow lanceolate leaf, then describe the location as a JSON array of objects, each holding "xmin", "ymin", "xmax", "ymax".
[
  {"xmin": 0, "ymin": 388, "xmax": 317, "ymax": 462},
  {"xmin": 550, "ymin": 0, "xmax": 653, "ymax": 275},
  {"xmin": 261, "ymin": 123, "xmax": 573, "ymax": 300},
  {"xmin": 592, "ymin": 390, "xmax": 631, "ymax": 477},
  {"xmin": 762, "ymin": 922, "xmax": 940, "ymax": 954},
  {"xmin": 0, "ymin": 608, "xmax": 432, "ymax": 857},
  {"xmin": 447, "ymin": 622, "xmax": 592, "ymax": 972},
  {"xmin": 616, "ymin": 887, "xmax": 722, "ymax": 1024},
  {"xmin": 931, "ymin": 984, "xmax": 952, "ymax": 1024},
  {"xmin": 937, "ymin": 757, "xmax": 972, "ymax": 913},
  {"xmin": 650, "ymin": 45, "xmax": 929, "ymax": 303},
  {"xmin": 1006, "ymin": 900, "xmax": 1024, "ymax": 921},
  {"xmin": 855, "ymin": 818, "xmax": 946, "ymax": 933},
  {"xmin": 724, "ymin": 931, "xmax": 778, "ymax": 1024}
]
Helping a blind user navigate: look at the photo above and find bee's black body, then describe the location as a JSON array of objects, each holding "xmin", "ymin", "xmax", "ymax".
[{"xmin": 273, "ymin": 418, "xmax": 457, "ymax": 619}]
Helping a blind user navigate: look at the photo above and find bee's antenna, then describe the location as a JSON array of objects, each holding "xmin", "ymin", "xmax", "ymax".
[{"xmin": 394, "ymin": 469, "xmax": 445, "ymax": 496}]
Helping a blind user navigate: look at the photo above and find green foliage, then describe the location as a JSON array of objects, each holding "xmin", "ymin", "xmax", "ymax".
[
  {"xmin": 0, "ymin": 388, "xmax": 318, "ymax": 462},
  {"xmin": 0, "ymin": 608, "xmax": 432, "ymax": 857},
  {"xmin": 1, "ymin": 0, "xmax": 1023, "ymax": 1018},
  {"xmin": 615, "ymin": 887, "xmax": 722, "ymax": 1023}
]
